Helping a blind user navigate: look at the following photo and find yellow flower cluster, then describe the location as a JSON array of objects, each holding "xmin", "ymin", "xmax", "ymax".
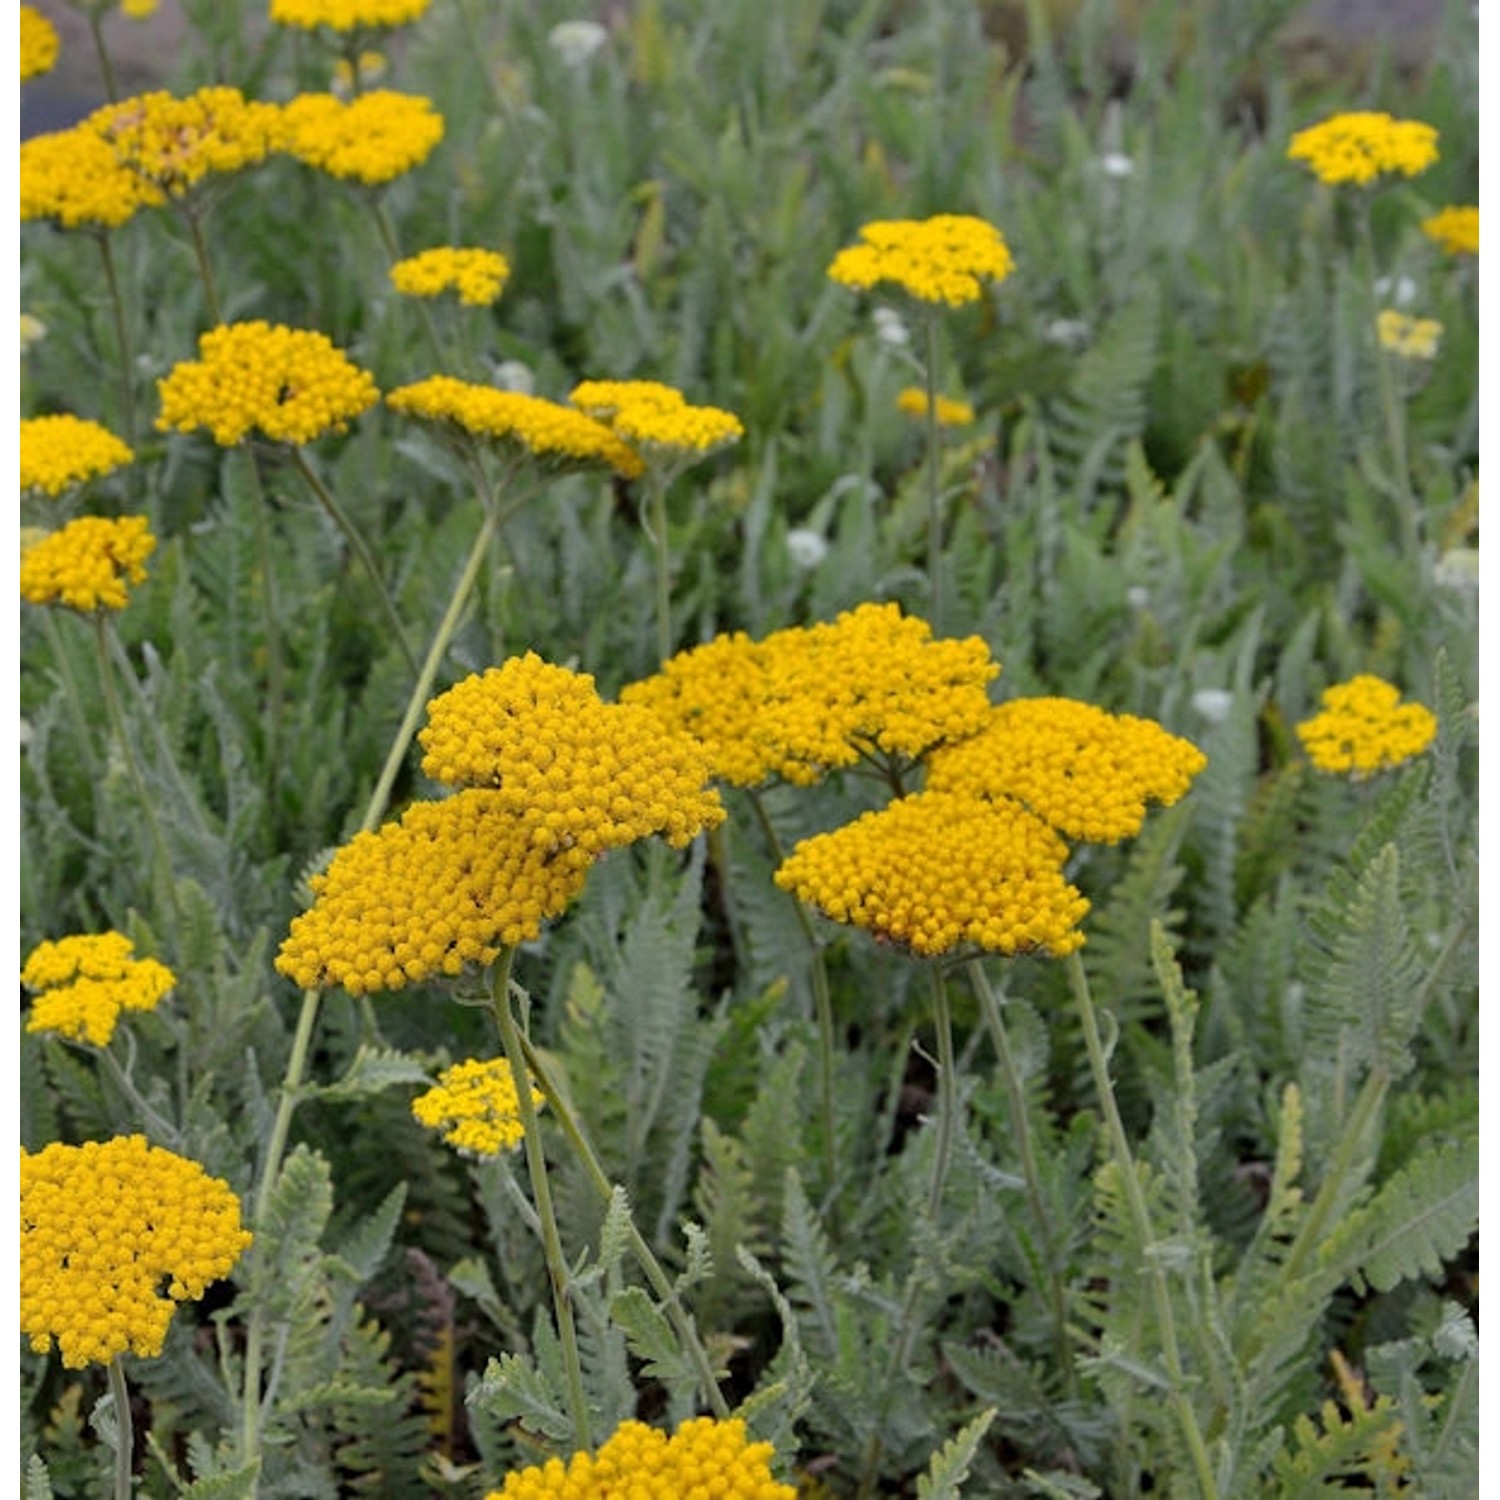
[
  {"xmin": 20, "ymin": 515, "xmax": 156, "ymax": 613},
  {"xmin": 282, "ymin": 90, "xmax": 444, "ymax": 185},
  {"xmin": 122, "ymin": 0, "xmax": 160, "ymax": 16},
  {"xmin": 387, "ymin": 375, "xmax": 644, "ymax": 477},
  {"xmin": 21, "ymin": 1135, "xmax": 252, "ymax": 1369},
  {"xmin": 21, "ymin": 415, "xmax": 134, "ymax": 496},
  {"xmin": 570, "ymin": 379, "xmax": 745, "ymax": 458},
  {"xmin": 21, "ymin": 6, "xmax": 59, "ymax": 82},
  {"xmin": 896, "ymin": 387, "xmax": 975, "ymax": 426},
  {"xmin": 22, "ymin": 932, "xmax": 177, "ymax": 1047},
  {"xmin": 390, "ymin": 247, "xmax": 512, "ymax": 306},
  {"xmin": 774, "ymin": 791, "xmax": 1088, "ymax": 958},
  {"xmin": 925, "ymin": 697, "xmax": 1208, "ymax": 843},
  {"xmin": 156, "ymin": 321, "xmax": 380, "ymax": 446},
  {"xmin": 827, "ymin": 214, "xmax": 1015, "ymax": 307},
  {"xmin": 1295, "ymin": 675, "xmax": 1438, "ymax": 776},
  {"xmin": 411, "ymin": 1057, "xmax": 542, "ymax": 1156},
  {"xmin": 486, "ymin": 1416, "xmax": 795, "ymax": 1500},
  {"xmin": 1286, "ymin": 111, "xmax": 1439, "ymax": 186},
  {"xmin": 1421, "ymin": 205, "xmax": 1478, "ymax": 255},
  {"xmin": 88, "ymin": 87, "xmax": 288, "ymax": 198},
  {"xmin": 271, "ymin": 0, "xmax": 433, "ymax": 28},
  {"xmin": 419, "ymin": 653, "xmax": 726, "ymax": 852},
  {"xmin": 1377, "ymin": 309, "xmax": 1442, "ymax": 360},
  {"xmin": 21, "ymin": 125, "xmax": 164, "ymax": 229}
]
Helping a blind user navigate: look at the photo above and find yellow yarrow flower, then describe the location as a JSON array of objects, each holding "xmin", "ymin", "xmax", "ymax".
[
  {"xmin": 418, "ymin": 653, "xmax": 726, "ymax": 853},
  {"xmin": 21, "ymin": 6, "xmax": 60, "ymax": 82},
  {"xmin": 412, "ymin": 1057, "xmax": 542, "ymax": 1157},
  {"xmin": 569, "ymin": 378, "xmax": 745, "ymax": 458},
  {"xmin": 828, "ymin": 214, "xmax": 1015, "ymax": 307},
  {"xmin": 486, "ymin": 1416, "xmax": 796, "ymax": 1500},
  {"xmin": 283, "ymin": 90, "xmax": 444, "ymax": 185},
  {"xmin": 20, "ymin": 515, "xmax": 155, "ymax": 613},
  {"xmin": 122, "ymin": 1, "xmax": 160, "ymax": 17},
  {"xmin": 1376, "ymin": 308, "xmax": 1442, "ymax": 360},
  {"xmin": 156, "ymin": 321, "xmax": 379, "ymax": 446},
  {"xmin": 925, "ymin": 697, "xmax": 1207, "ymax": 844},
  {"xmin": 21, "ymin": 125, "xmax": 164, "ymax": 230},
  {"xmin": 1421, "ymin": 205, "xmax": 1478, "ymax": 255},
  {"xmin": 1286, "ymin": 111, "xmax": 1439, "ymax": 186},
  {"xmin": 568, "ymin": 379, "xmax": 688, "ymax": 419},
  {"xmin": 1295, "ymin": 675, "xmax": 1437, "ymax": 776},
  {"xmin": 21, "ymin": 1135, "xmax": 252, "ymax": 1369},
  {"xmin": 21, "ymin": 415, "xmax": 134, "ymax": 496},
  {"xmin": 271, "ymin": 0, "xmax": 433, "ymax": 29},
  {"xmin": 390, "ymin": 247, "xmax": 511, "ymax": 306},
  {"xmin": 387, "ymin": 375, "xmax": 643, "ymax": 478},
  {"xmin": 775, "ymin": 791, "xmax": 1089, "ymax": 959},
  {"xmin": 22, "ymin": 932, "xmax": 176, "ymax": 1047},
  {"xmin": 896, "ymin": 387, "xmax": 975, "ymax": 426}
]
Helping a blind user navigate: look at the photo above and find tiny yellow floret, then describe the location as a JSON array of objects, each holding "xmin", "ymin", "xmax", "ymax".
[
  {"xmin": 1377, "ymin": 309, "xmax": 1442, "ymax": 360},
  {"xmin": 412, "ymin": 1057, "xmax": 542, "ymax": 1157},
  {"xmin": 1295, "ymin": 675, "xmax": 1437, "ymax": 776},
  {"xmin": 1286, "ymin": 111, "xmax": 1439, "ymax": 186},
  {"xmin": 896, "ymin": 387, "xmax": 975, "ymax": 426},
  {"xmin": 21, "ymin": 415, "xmax": 134, "ymax": 496},
  {"xmin": 20, "ymin": 515, "xmax": 155, "ymax": 613},
  {"xmin": 23, "ymin": 932, "xmax": 177, "ymax": 1047}
]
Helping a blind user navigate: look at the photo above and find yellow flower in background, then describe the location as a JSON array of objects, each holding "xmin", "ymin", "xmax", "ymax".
[
  {"xmin": 121, "ymin": 0, "xmax": 160, "ymax": 17},
  {"xmin": 156, "ymin": 321, "xmax": 380, "ymax": 446},
  {"xmin": 1377, "ymin": 309, "xmax": 1442, "ymax": 360},
  {"xmin": 1420, "ymin": 205, "xmax": 1478, "ymax": 255},
  {"xmin": 21, "ymin": 125, "xmax": 165, "ymax": 229},
  {"xmin": 1286, "ymin": 111, "xmax": 1438, "ymax": 186},
  {"xmin": 1295, "ymin": 675, "xmax": 1437, "ymax": 776},
  {"xmin": 282, "ymin": 90, "xmax": 444, "ymax": 185},
  {"xmin": 271, "ymin": 0, "xmax": 433, "ymax": 28},
  {"xmin": 21, "ymin": 314, "xmax": 49, "ymax": 354},
  {"xmin": 390, "ymin": 247, "xmax": 512, "ymax": 306},
  {"xmin": 774, "ymin": 791, "xmax": 1089, "ymax": 959},
  {"xmin": 21, "ymin": 6, "xmax": 60, "ymax": 82},
  {"xmin": 569, "ymin": 378, "xmax": 745, "ymax": 458},
  {"xmin": 21, "ymin": 1135, "xmax": 252, "ymax": 1369},
  {"xmin": 22, "ymin": 932, "xmax": 176, "ymax": 1047},
  {"xmin": 387, "ymin": 375, "xmax": 643, "ymax": 477},
  {"xmin": 896, "ymin": 387, "xmax": 975, "ymax": 426},
  {"xmin": 925, "ymin": 697, "xmax": 1207, "ymax": 844},
  {"xmin": 20, "ymin": 515, "xmax": 156, "ymax": 613},
  {"xmin": 828, "ymin": 214, "xmax": 1015, "ymax": 307},
  {"xmin": 486, "ymin": 1416, "xmax": 796, "ymax": 1500},
  {"xmin": 412, "ymin": 1057, "xmax": 543, "ymax": 1157},
  {"xmin": 21, "ymin": 415, "xmax": 134, "ymax": 496},
  {"xmin": 331, "ymin": 50, "xmax": 388, "ymax": 96}
]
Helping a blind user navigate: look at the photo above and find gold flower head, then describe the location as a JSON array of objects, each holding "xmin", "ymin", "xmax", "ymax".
[
  {"xmin": 390, "ymin": 247, "xmax": 511, "ymax": 306},
  {"xmin": 1286, "ymin": 111, "xmax": 1439, "ymax": 186},
  {"xmin": 21, "ymin": 6, "xmax": 60, "ymax": 82},
  {"xmin": 271, "ymin": 0, "xmax": 434, "ymax": 29},
  {"xmin": 21, "ymin": 415, "xmax": 134, "ymax": 496},
  {"xmin": 1421, "ymin": 205, "xmax": 1478, "ymax": 256},
  {"xmin": 412, "ymin": 1057, "xmax": 542, "ymax": 1157},
  {"xmin": 21, "ymin": 125, "xmax": 164, "ymax": 230},
  {"xmin": 23, "ymin": 932, "xmax": 177, "ymax": 1047},
  {"xmin": 1295, "ymin": 675, "xmax": 1437, "ymax": 776},
  {"xmin": 20, "ymin": 515, "xmax": 156, "ymax": 613},
  {"xmin": 282, "ymin": 90, "xmax": 444, "ymax": 185},
  {"xmin": 828, "ymin": 214, "xmax": 1015, "ymax": 307}
]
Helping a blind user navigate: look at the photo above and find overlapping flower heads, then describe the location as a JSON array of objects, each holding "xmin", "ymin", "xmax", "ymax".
[
  {"xmin": 412, "ymin": 1057, "xmax": 543, "ymax": 1156},
  {"xmin": 21, "ymin": 1135, "xmax": 252, "ymax": 1368},
  {"xmin": 1285, "ymin": 111, "xmax": 1439, "ymax": 187},
  {"xmin": 22, "ymin": 932, "xmax": 177, "ymax": 1047},
  {"xmin": 1421, "ymin": 205, "xmax": 1478, "ymax": 255},
  {"xmin": 827, "ymin": 214, "xmax": 1015, "ymax": 307},
  {"xmin": 20, "ymin": 125, "xmax": 164, "ymax": 230},
  {"xmin": 391, "ymin": 247, "xmax": 511, "ymax": 306},
  {"xmin": 570, "ymin": 379, "xmax": 745, "ymax": 458},
  {"xmin": 21, "ymin": 415, "xmax": 134, "ymax": 496},
  {"xmin": 1295, "ymin": 675, "xmax": 1438, "ymax": 776},
  {"xmin": 271, "ymin": 0, "xmax": 433, "ymax": 28},
  {"xmin": 282, "ymin": 90, "xmax": 444, "ymax": 185},
  {"xmin": 20, "ymin": 515, "xmax": 156, "ymax": 613}
]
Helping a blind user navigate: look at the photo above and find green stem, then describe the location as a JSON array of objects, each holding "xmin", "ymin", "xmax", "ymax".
[
  {"xmin": 108, "ymin": 1355, "xmax": 132, "ymax": 1500},
  {"xmin": 488, "ymin": 954, "xmax": 593, "ymax": 1452},
  {"xmin": 922, "ymin": 315, "xmax": 944, "ymax": 631},
  {"xmin": 366, "ymin": 194, "xmax": 451, "ymax": 372},
  {"xmin": 182, "ymin": 205, "xmax": 222, "ymax": 325},
  {"xmin": 87, "ymin": 11, "xmax": 120, "ymax": 102},
  {"xmin": 241, "ymin": 450, "xmax": 285, "ymax": 807},
  {"xmin": 94, "ymin": 233, "xmax": 137, "ymax": 452},
  {"xmin": 1066, "ymin": 951, "xmax": 1219, "ymax": 1500},
  {"xmin": 289, "ymin": 447, "xmax": 419, "ymax": 677},
  {"xmin": 647, "ymin": 472, "xmax": 674, "ymax": 665},
  {"xmin": 40, "ymin": 608, "xmax": 101, "ymax": 784}
]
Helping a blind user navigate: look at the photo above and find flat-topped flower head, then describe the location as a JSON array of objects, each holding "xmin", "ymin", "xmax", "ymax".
[
  {"xmin": 828, "ymin": 214, "xmax": 1015, "ymax": 307},
  {"xmin": 412, "ymin": 1057, "xmax": 542, "ymax": 1157},
  {"xmin": 387, "ymin": 375, "xmax": 643, "ymax": 477},
  {"xmin": 391, "ymin": 247, "xmax": 511, "ymax": 306},
  {"xmin": 23, "ymin": 931, "xmax": 176, "ymax": 1047},
  {"xmin": 1286, "ymin": 111, "xmax": 1438, "ymax": 186},
  {"xmin": 418, "ymin": 653, "xmax": 725, "ymax": 854},
  {"xmin": 568, "ymin": 379, "xmax": 688, "ymax": 420},
  {"xmin": 1377, "ymin": 309, "xmax": 1442, "ymax": 360},
  {"xmin": 1296, "ymin": 675, "xmax": 1437, "ymax": 776},
  {"xmin": 1421, "ymin": 205, "xmax": 1478, "ymax": 256},
  {"xmin": 283, "ymin": 90, "xmax": 443, "ymax": 185},
  {"xmin": 20, "ymin": 515, "xmax": 155, "ymax": 613},
  {"xmin": 21, "ymin": 415, "xmax": 134, "ymax": 496},
  {"xmin": 21, "ymin": 6, "xmax": 59, "ymax": 82},
  {"xmin": 925, "ymin": 697, "xmax": 1207, "ymax": 843},
  {"xmin": 21, "ymin": 1135, "xmax": 252, "ymax": 1369},
  {"xmin": 21, "ymin": 124, "xmax": 164, "ymax": 230},
  {"xmin": 487, "ymin": 1415, "xmax": 796, "ymax": 1500},
  {"xmin": 896, "ymin": 387, "xmax": 975, "ymax": 426},
  {"xmin": 156, "ymin": 321, "xmax": 379, "ymax": 446},
  {"xmin": 271, "ymin": 0, "xmax": 433, "ymax": 28},
  {"xmin": 88, "ymin": 87, "xmax": 288, "ymax": 198},
  {"xmin": 775, "ymin": 791, "xmax": 1089, "ymax": 959},
  {"xmin": 569, "ymin": 379, "xmax": 745, "ymax": 460}
]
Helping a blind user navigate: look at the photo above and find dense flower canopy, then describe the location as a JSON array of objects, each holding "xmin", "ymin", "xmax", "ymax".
[
  {"xmin": 23, "ymin": 932, "xmax": 177, "ymax": 1047},
  {"xmin": 1421, "ymin": 205, "xmax": 1478, "ymax": 255},
  {"xmin": 21, "ymin": 1136, "xmax": 252, "ymax": 1368},
  {"xmin": 828, "ymin": 214, "xmax": 1015, "ymax": 306},
  {"xmin": 570, "ymin": 379, "xmax": 745, "ymax": 458},
  {"xmin": 1295, "ymin": 675, "xmax": 1438, "ymax": 776},
  {"xmin": 270, "ymin": 0, "xmax": 433, "ymax": 28},
  {"xmin": 282, "ymin": 90, "xmax": 444, "ymax": 184},
  {"xmin": 20, "ymin": 125, "xmax": 164, "ymax": 229},
  {"xmin": 21, "ymin": 6, "xmax": 60, "ymax": 82},
  {"xmin": 412, "ymin": 1057, "xmax": 542, "ymax": 1156},
  {"xmin": 1286, "ymin": 111, "xmax": 1439, "ymax": 186},
  {"xmin": 20, "ymin": 515, "xmax": 156, "ymax": 613},
  {"xmin": 390, "ymin": 247, "xmax": 511, "ymax": 305},
  {"xmin": 21, "ymin": 415, "xmax": 134, "ymax": 496}
]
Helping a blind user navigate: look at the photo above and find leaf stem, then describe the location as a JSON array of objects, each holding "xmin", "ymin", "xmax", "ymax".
[{"xmin": 107, "ymin": 1356, "xmax": 133, "ymax": 1500}]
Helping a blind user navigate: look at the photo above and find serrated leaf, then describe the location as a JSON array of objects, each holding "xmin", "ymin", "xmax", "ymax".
[
  {"xmin": 24, "ymin": 1455, "xmax": 52, "ymax": 1500},
  {"xmin": 467, "ymin": 1352, "xmax": 574, "ymax": 1443},
  {"xmin": 330, "ymin": 1182, "xmax": 407, "ymax": 1282},
  {"xmin": 177, "ymin": 1461, "xmax": 262, "ymax": 1499},
  {"xmin": 608, "ymin": 1286, "xmax": 693, "ymax": 1384},
  {"xmin": 916, "ymin": 1409, "xmax": 997, "ymax": 1500},
  {"xmin": 313, "ymin": 1045, "xmax": 431, "ymax": 1099}
]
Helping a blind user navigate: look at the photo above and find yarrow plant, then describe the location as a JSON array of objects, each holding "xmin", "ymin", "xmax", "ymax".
[
  {"xmin": 1377, "ymin": 308, "xmax": 1443, "ymax": 361},
  {"xmin": 19, "ymin": 515, "xmax": 156, "ymax": 613},
  {"xmin": 896, "ymin": 386, "xmax": 975, "ymax": 426},
  {"xmin": 270, "ymin": 0, "xmax": 434, "ymax": 29},
  {"xmin": 20, "ymin": 414, "xmax": 134, "ymax": 496},
  {"xmin": 1421, "ymin": 204, "xmax": 1478, "ymax": 255},
  {"xmin": 412, "ymin": 1056, "xmax": 544, "ymax": 1156},
  {"xmin": 827, "ymin": 214, "xmax": 1016, "ymax": 307},
  {"xmin": 1285, "ymin": 110, "xmax": 1440, "ymax": 185},
  {"xmin": 22, "ymin": 932, "xmax": 177, "ymax": 1047},
  {"xmin": 20, "ymin": 5, "xmax": 60, "ymax": 82},
  {"xmin": 390, "ymin": 246, "xmax": 512, "ymax": 305},
  {"xmin": 1295, "ymin": 674, "xmax": 1439, "ymax": 775},
  {"xmin": 282, "ymin": 90, "xmax": 445, "ymax": 185}
]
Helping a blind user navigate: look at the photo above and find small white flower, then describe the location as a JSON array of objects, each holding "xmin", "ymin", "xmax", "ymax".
[
  {"xmin": 549, "ymin": 20, "xmax": 608, "ymax": 68},
  {"xmin": 1191, "ymin": 689, "xmax": 1235, "ymax": 725},
  {"xmin": 872, "ymin": 306, "xmax": 910, "ymax": 348},
  {"xmin": 1042, "ymin": 317, "xmax": 1091, "ymax": 350},
  {"xmin": 1374, "ymin": 273, "xmax": 1418, "ymax": 308},
  {"xmin": 491, "ymin": 360, "xmax": 535, "ymax": 395},
  {"xmin": 786, "ymin": 528, "xmax": 829, "ymax": 568},
  {"xmin": 1125, "ymin": 585, "xmax": 1150, "ymax": 611},
  {"xmin": 1432, "ymin": 547, "xmax": 1479, "ymax": 591},
  {"xmin": 1100, "ymin": 151, "xmax": 1135, "ymax": 178}
]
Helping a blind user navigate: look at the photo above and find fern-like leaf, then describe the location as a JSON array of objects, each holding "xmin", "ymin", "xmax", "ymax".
[{"xmin": 914, "ymin": 1409, "xmax": 997, "ymax": 1500}]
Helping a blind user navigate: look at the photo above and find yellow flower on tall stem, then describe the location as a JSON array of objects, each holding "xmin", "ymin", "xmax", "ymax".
[
  {"xmin": 23, "ymin": 932, "xmax": 176, "ymax": 1047},
  {"xmin": 391, "ymin": 246, "xmax": 512, "ymax": 306},
  {"xmin": 282, "ymin": 89, "xmax": 444, "ymax": 185},
  {"xmin": 412, "ymin": 1057, "xmax": 544, "ymax": 1157},
  {"xmin": 1295, "ymin": 675, "xmax": 1437, "ymax": 776},
  {"xmin": 1421, "ymin": 205, "xmax": 1478, "ymax": 256},
  {"xmin": 20, "ymin": 516, "xmax": 155, "ymax": 614},
  {"xmin": 270, "ymin": 0, "xmax": 434, "ymax": 29},
  {"xmin": 1286, "ymin": 110, "xmax": 1439, "ymax": 186}
]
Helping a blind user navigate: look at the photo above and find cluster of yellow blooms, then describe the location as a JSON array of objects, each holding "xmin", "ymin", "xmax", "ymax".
[
  {"xmin": 1376, "ymin": 309, "xmax": 1443, "ymax": 361},
  {"xmin": 156, "ymin": 321, "xmax": 380, "ymax": 446},
  {"xmin": 22, "ymin": 932, "xmax": 177, "ymax": 1047},
  {"xmin": 1295, "ymin": 675, "xmax": 1438, "ymax": 776},
  {"xmin": 1285, "ymin": 111, "xmax": 1439, "ymax": 186},
  {"xmin": 20, "ymin": 6, "xmax": 59, "ymax": 82},
  {"xmin": 570, "ymin": 379, "xmax": 745, "ymax": 458},
  {"xmin": 828, "ymin": 214, "xmax": 1015, "ymax": 307},
  {"xmin": 411, "ymin": 1057, "xmax": 543, "ymax": 1156},
  {"xmin": 487, "ymin": 1416, "xmax": 795, "ymax": 1500},
  {"xmin": 896, "ymin": 387, "xmax": 975, "ymax": 427},
  {"xmin": 1420, "ymin": 205, "xmax": 1478, "ymax": 256},
  {"xmin": 282, "ymin": 90, "xmax": 445, "ymax": 185},
  {"xmin": 20, "ymin": 515, "xmax": 156, "ymax": 613},
  {"xmin": 21, "ymin": 125, "xmax": 165, "ymax": 229},
  {"xmin": 387, "ymin": 375, "xmax": 644, "ymax": 477},
  {"xmin": 20, "ymin": 415, "xmax": 134, "ymax": 497},
  {"xmin": 391, "ymin": 247, "xmax": 512, "ymax": 306},
  {"xmin": 270, "ymin": 0, "xmax": 433, "ymax": 28},
  {"xmin": 21, "ymin": 1135, "xmax": 252, "ymax": 1369}
]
